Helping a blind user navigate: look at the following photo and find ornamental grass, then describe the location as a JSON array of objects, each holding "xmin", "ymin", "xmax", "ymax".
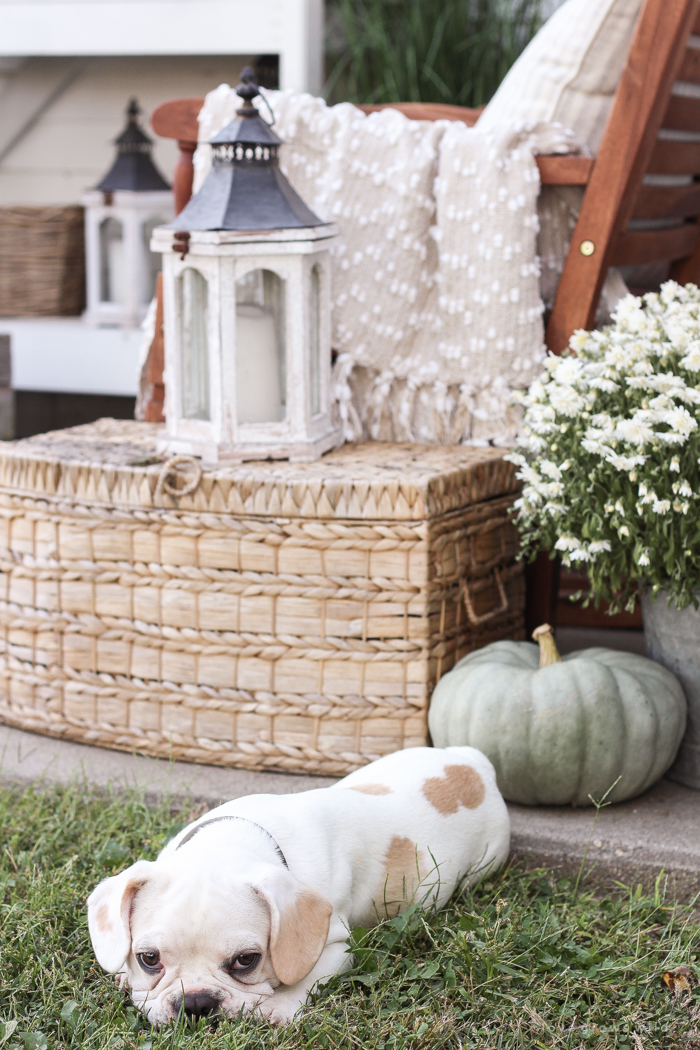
[
  {"xmin": 508, "ymin": 281, "xmax": 700, "ymax": 613},
  {"xmin": 0, "ymin": 781, "xmax": 698, "ymax": 1049},
  {"xmin": 324, "ymin": 0, "xmax": 543, "ymax": 107}
]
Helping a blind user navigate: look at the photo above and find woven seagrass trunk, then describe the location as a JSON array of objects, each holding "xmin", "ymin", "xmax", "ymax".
[
  {"xmin": 0, "ymin": 420, "xmax": 524, "ymax": 775},
  {"xmin": 0, "ymin": 207, "xmax": 85, "ymax": 316}
]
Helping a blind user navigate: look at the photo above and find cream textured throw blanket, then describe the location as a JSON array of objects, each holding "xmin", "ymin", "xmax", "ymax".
[{"xmin": 195, "ymin": 88, "xmax": 578, "ymax": 446}]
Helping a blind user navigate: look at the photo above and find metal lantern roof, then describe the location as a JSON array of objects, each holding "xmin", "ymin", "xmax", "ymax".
[
  {"xmin": 95, "ymin": 99, "xmax": 171, "ymax": 193},
  {"xmin": 172, "ymin": 68, "xmax": 327, "ymax": 232}
]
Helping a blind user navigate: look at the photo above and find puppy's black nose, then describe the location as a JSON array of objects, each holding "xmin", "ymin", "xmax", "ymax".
[{"xmin": 181, "ymin": 992, "xmax": 219, "ymax": 1019}]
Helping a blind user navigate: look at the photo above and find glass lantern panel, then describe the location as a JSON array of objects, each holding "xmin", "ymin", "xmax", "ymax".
[
  {"xmin": 180, "ymin": 268, "xmax": 210, "ymax": 421},
  {"xmin": 309, "ymin": 264, "xmax": 322, "ymax": 417},
  {"xmin": 141, "ymin": 216, "xmax": 166, "ymax": 303},
  {"xmin": 99, "ymin": 217, "xmax": 125, "ymax": 303},
  {"xmin": 235, "ymin": 269, "xmax": 286, "ymax": 424}
]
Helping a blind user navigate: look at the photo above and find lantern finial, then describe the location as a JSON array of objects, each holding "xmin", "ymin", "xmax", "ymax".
[{"xmin": 236, "ymin": 67, "xmax": 260, "ymax": 115}]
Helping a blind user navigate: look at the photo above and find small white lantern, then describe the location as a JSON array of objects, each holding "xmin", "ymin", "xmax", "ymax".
[
  {"xmin": 83, "ymin": 100, "xmax": 173, "ymax": 327},
  {"xmin": 152, "ymin": 70, "xmax": 342, "ymax": 463}
]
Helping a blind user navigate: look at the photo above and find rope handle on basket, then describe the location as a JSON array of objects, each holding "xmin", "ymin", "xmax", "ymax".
[
  {"xmin": 462, "ymin": 566, "xmax": 509, "ymax": 627},
  {"xmin": 155, "ymin": 455, "xmax": 203, "ymax": 500}
]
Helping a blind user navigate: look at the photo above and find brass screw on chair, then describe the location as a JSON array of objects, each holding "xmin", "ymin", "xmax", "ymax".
[{"xmin": 580, "ymin": 239, "xmax": 595, "ymax": 256}]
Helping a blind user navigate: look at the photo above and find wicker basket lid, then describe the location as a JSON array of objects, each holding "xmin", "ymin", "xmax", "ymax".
[{"xmin": 0, "ymin": 419, "xmax": 517, "ymax": 521}]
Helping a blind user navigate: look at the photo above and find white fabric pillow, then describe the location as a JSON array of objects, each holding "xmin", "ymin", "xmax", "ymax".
[
  {"xmin": 478, "ymin": 0, "xmax": 644, "ymax": 151},
  {"xmin": 479, "ymin": 0, "xmax": 644, "ymax": 317}
]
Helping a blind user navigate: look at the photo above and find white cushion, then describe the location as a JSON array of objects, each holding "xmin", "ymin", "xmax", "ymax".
[{"xmin": 478, "ymin": 0, "xmax": 644, "ymax": 152}]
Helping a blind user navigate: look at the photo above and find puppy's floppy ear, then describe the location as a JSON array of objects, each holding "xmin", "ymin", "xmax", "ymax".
[
  {"xmin": 87, "ymin": 860, "xmax": 154, "ymax": 972},
  {"xmin": 255, "ymin": 871, "xmax": 332, "ymax": 987}
]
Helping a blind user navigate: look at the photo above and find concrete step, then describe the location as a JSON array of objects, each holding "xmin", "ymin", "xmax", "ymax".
[{"xmin": 2, "ymin": 723, "xmax": 698, "ymax": 895}]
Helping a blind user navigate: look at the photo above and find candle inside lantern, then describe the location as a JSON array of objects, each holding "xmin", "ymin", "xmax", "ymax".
[
  {"xmin": 236, "ymin": 269, "xmax": 285, "ymax": 424},
  {"xmin": 99, "ymin": 217, "xmax": 126, "ymax": 303}
]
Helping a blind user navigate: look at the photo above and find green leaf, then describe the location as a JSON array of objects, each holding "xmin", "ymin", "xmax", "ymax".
[
  {"xmin": 0, "ymin": 1021, "xmax": 17, "ymax": 1046},
  {"xmin": 95, "ymin": 841, "xmax": 131, "ymax": 869},
  {"xmin": 20, "ymin": 1034, "xmax": 48, "ymax": 1050},
  {"xmin": 60, "ymin": 1001, "xmax": 79, "ymax": 1029},
  {"xmin": 459, "ymin": 914, "xmax": 478, "ymax": 931}
]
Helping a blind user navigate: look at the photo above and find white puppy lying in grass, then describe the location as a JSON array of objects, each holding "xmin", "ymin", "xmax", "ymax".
[{"xmin": 88, "ymin": 746, "xmax": 509, "ymax": 1025}]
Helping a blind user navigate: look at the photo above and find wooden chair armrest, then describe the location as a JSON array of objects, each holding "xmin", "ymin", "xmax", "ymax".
[
  {"xmin": 536, "ymin": 156, "xmax": 594, "ymax": 185},
  {"xmin": 357, "ymin": 102, "xmax": 484, "ymax": 126},
  {"xmin": 151, "ymin": 97, "xmax": 205, "ymax": 143}
]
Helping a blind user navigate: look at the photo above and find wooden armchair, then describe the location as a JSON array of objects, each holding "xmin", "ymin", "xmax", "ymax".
[{"xmin": 145, "ymin": 0, "xmax": 700, "ymax": 631}]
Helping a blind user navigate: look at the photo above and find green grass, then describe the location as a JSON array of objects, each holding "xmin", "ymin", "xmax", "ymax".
[
  {"xmin": 324, "ymin": 0, "xmax": 544, "ymax": 108},
  {"xmin": 0, "ymin": 782, "xmax": 699, "ymax": 1050}
]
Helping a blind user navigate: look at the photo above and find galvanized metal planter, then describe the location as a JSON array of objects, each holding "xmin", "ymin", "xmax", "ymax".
[{"xmin": 643, "ymin": 592, "xmax": 700, "ymax": 791}]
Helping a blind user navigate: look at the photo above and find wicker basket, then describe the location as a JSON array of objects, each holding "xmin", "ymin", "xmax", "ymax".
[
  {"xmin": 0, "ymin": 207, "xmax": 85, "ymax": 317},
  {"xmin": 0, "ymin": 419, "xmax": 524, "ymax": 775}
]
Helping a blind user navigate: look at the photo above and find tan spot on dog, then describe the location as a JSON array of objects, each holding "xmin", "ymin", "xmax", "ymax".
[
  {"xmin": 95, "ymin": 902, "xmax": 112, "ymax": 934},
  {"xmin": 422, "ymin": 764, "xmax": 485, "ymax": 814},
  {"xmin": 378, "ymin": 835, "xmax": 425, "ymax": 919},
  {"xmin": 349, "ymin": 783, "xmax": 393, "ymax": 795}
]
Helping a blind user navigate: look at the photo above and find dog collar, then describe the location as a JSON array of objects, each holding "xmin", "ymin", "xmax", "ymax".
[{"xmin": 175, "ymin": 815, "xmax": 289, "ymax": 869}]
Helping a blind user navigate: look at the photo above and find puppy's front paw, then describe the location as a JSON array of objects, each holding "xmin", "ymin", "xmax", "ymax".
[{"xmin": 257, "ymin": 1001, "xmax": 297, "ymax": 1025}]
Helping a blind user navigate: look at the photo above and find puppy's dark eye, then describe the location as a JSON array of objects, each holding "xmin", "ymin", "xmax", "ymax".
[
  {"xmin": 230, "ymin": 952, "xmax": 261, "ymax": 973},
  {"xmin": 137, "ymin": 950, "xmax": 163, "ymax": 973}
]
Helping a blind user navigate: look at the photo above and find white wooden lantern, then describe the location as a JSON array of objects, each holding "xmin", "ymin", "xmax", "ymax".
[
  {"xmin": 83, "ymin": 100, "xmax": 172, "ymax": 327},
  {"xmin": 151, "ymin": 70, "xmax": 342, "ymax": 462}
]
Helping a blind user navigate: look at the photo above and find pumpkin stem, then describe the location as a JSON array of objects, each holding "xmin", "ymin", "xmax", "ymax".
[{"xmin": 532, "ymin": 623, "xmax": 562, "ymax": 668}]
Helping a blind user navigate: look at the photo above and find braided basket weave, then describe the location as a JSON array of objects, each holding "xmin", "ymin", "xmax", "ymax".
[{"xmin": 0, "ymin": 420, "xmax": 524, "ymax": 775}]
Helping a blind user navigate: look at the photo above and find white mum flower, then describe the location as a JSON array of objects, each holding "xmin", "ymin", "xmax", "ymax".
[
  {"xmin": 664, "ymin": 405, "xmax": 697, "ymax": 438},
  {"xmin": 553, "ymin": 357, "xmax": 584, "ymax": 386},
  {"xmin": 605, "ymin": 452, "xmax": 647, "ymax": 471},
  {"xmin": 539, "ymin": 460, "xmax": 562, "ymax": 481},
  {"xmin": 589, "ymin": 377, "xmax": 619, "ymax": 393},
  {"xmin": 569, "ymin": 330, "xmax": 591, "ymax": 353},
  {"xmin": 549, "ymin": 384, "xmax": 586, "ymax": 417},
  {"xmin": 581, "ymin": 438, "xmax": 607, "ymax": 455},
  {"xmin": 649, "ymin": 372, "xmax": 700, "ymax": 404},
  {"xmin": 680, "ymin": 342, "xmax": 700, "ymax": 371},
  {"xmin": 554, "ymin": 536, "xmax": 580, "ymax": 552},
  {"xmin": 615, "ymin": 417, "xmax": 655, "ymax": 446},
  {"xmin": 670, "ymin": 456, "xmax": 680, "ymax": 472},
  {"xmin": 652, "ymin": 498, "xmax": 671, "ymax": 514},
  {"xmin": 637, "ymin": 550, "xmax": 650, "ymax": 566},
  {"xmin": 588, "ymin": 540, "xmax": 612, "ymax": 554},
  {"xmin": 663, "ymin": 321, "xmax": 690, "ymax": 351}
]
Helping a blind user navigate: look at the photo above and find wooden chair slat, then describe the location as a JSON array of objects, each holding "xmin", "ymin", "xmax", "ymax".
[
  {"xmin": 647, "ymin": 137, "xmax": 700, "ymax": 173},
  {"xmin": 536, "ymin": 155, "xmax": 594, "ymax": 184},
  {"xmin": 632, "ymin": 181, "xmax": 700, "ymax": 217},
  {"xmin": 664, "ymin": 93, "xmax": 700, "ymax": 130},
  {"xmin": 694, "ymin": 5, "xmax": 700, "ymax": 33},
  {"xmin": 611, "ymin": 222, "xmax": 699, "ymax": 265},
  {"xmin": 546, "ymin": 0, "xmax": 698, "ymax": 354},
  {"xmin": 677, "ymin": 45, "xmax": 700, "ymax": 84}
]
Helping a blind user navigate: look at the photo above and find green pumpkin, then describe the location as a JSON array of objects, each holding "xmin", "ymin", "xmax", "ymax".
[{"xmin": 428, "ymin": 625, "xmax": 687, "ymax": 806}]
